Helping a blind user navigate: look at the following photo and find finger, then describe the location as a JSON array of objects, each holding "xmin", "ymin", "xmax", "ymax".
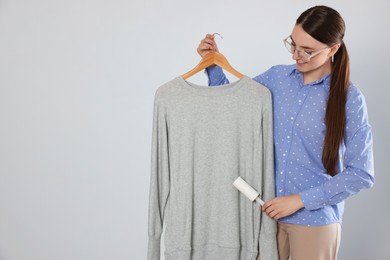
[
  {"xmin": 264, "ymin": 205, "xmax": 277, "ymax": 216},
  {"xmin": 263, "ymin": 202, "xmax": 271, "ymax": 209},
  {"xmin": 197, "ymin": 47, "xmax": 214, "ymax": 58},
  {"xmin": 262, "ymin": 204, "xmax": 271, "ymax": 213},
  {"xmin": 199, "ymin": 43, "xmax": 215, "ymax": 51},
  {"xmin": 205, "ymin": 33, "xmax": 215, "ymax": 40},
  {"xmin": 203, "ymin": 37, "xmax": 216, "ymax": 45},
  {"xmin": 263, "ymin": 199, "xmax": 276, "ymax": 209},
  {"xmin": 273, "ymin": 214, "xmax": 281, "ymax": 220},
  {"xmin": 199, "ymin": 42, "xmax": 215, "ymax": 52},
  {"xmin": 202, "ymin": 50, "xmax": 214, "ymax": 56},
  {"xmin": 273, "ymin": 210, "xmax": 288, "ymax": 220},
  {"xmin": 197, "ymin": 34, "xmax": 218, "ymax": 57},
  {"xmin": 197, "ymin": 50, "xmax": 213, "ymax": 57},
  {"xmin": 197, "ymin": 43, "xmax": 215, "ymax": 56},
  {"xmin": 271, "ymin": 207, "xmax": 286, "ymax": 219},
  {"xmin": 264, "ymin": 201, "xmax": 276, "ymax": 211},
  {"xmin": 268, "ymin": 210, "xmax": 279, "ymax": 219}
]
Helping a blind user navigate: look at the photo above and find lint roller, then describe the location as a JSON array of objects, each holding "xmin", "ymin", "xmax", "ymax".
[{"xmin": 233, "ymin": 176, "xmax": 265, "ymax": 206}]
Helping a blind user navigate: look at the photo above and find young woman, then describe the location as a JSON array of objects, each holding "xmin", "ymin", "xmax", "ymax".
[{"xmin": 197, "ymin": 5, "xmax": 374, "ymax": 260}]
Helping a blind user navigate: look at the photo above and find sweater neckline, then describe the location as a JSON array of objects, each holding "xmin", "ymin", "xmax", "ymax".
[{"xmin": 178, "ymin": 76, "xmax": 249, "ymax": 96}]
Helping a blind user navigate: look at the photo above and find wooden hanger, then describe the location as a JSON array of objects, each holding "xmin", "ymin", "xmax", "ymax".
[
  {"xmin": 182, "ymin": 51, "xmax": 244, "ymax": 80},
  {"xmin": 182, "ymin": 33, "xmax": 244, "ymax": 79}
]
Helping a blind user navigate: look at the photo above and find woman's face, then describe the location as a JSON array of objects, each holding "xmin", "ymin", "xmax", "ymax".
[{"xmin": 289, "ymin": 24, "xmax": 332, "ymax": 73}]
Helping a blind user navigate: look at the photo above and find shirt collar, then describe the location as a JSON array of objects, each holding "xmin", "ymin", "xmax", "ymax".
[{"xmin": 290, "ymin": 64, "xmax": 331, "ymax": 88}]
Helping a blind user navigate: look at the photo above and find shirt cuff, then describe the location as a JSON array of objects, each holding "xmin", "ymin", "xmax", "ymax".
[
  {"xmin": 299, "ymin": 185, "xmax": 328, "ymax": 210},
  {"xmin": 205, "ymin": 66, "xmax": 224, "ymax": 86}
]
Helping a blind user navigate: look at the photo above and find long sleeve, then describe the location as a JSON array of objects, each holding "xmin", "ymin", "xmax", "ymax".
[
  {"xmin": 206, "ymin": 66, "xmax": 230, "ymax": 86},
  {"xmin": 259, "ymin": 94, "xmax": 278, "ymax": 260},
  {"xmin": 300, "ymin": 86, "xmax": 375, "ymax": 210},
  {"xmin": 147, "ymin": 93, "xmax": 170, "ymax": 260}
]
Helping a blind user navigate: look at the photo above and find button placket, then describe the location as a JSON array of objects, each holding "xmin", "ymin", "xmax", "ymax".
[{"xmin": 278, "ymin": 86, "xmax": 312, "ymax": 196}]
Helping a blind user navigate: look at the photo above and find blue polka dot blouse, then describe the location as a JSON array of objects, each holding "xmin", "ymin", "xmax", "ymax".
[{"xmin": 207, "ymin": 64, "xmax": 374, "ymax": 226}]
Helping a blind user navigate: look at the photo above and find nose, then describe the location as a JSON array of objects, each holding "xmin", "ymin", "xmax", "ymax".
[{"xmin": 292, "ymin": 49, "xmax": 300, "ymax": 60}]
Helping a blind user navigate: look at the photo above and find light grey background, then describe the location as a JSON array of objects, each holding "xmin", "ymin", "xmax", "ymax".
[{"xmin": 0, "ymin": 0, "xmax": 389, "ymax": 259}]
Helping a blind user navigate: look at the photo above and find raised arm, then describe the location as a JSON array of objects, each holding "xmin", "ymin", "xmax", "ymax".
[{"xmin": 197, "ymin": 33, "xmax": 230, "ymax": 86}]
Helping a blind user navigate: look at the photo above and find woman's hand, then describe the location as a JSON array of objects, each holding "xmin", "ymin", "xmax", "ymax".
[
  {"xmin": 262, "ymin": 194, "xmax": 304, "ymax": 220},
  {"xmin": 197, "ymin": 34, "xmax": 219, "ymax": 57}
]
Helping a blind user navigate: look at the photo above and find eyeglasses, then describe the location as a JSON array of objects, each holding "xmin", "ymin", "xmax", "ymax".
[{"xmin": 283, "ymin": 36, "xmax": 329, "ymax": 62}]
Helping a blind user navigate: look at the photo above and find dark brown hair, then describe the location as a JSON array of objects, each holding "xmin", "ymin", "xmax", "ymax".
[{"xmin": 297, "ymin": 5, "xmax": 349, "ymax": 176}]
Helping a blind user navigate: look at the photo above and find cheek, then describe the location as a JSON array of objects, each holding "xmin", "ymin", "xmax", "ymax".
[
  {"xmin": 306, "ymin": 58, "xmax": 328, "ymax": 70},
  {"xmin": 313, "ymin": 54, "xmax": 330, "ymax": 65}
]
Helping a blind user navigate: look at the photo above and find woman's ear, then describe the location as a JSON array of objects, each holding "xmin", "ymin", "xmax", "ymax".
[{"xmin": 329, "ymin": 43, "xmax": 341, "ymax": 57}]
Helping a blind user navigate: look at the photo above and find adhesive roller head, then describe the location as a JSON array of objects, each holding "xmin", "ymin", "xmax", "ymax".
[{"xmin": 233, "ymin": 177, "xmax": 265, "ymax": 206}]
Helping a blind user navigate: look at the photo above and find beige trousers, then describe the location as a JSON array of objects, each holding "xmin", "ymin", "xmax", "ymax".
[{"xmin": 276, "ymin": 222, "xmax": 341, "ymax": 260}]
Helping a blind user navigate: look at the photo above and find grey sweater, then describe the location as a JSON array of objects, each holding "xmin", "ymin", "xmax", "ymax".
[{"xmin": 148, "ymin": 76, "xmax": 278, "ymax": 260}]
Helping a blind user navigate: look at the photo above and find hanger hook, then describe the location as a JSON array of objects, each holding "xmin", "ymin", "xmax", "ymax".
[{"xmin": 213, "ymin": 33, "xmax": 223, "ymax": 39}]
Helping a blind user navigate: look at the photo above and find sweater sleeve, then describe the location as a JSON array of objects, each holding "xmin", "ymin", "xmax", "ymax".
[
  {"xmin": 147, "ymin": 92, "xmax": 170, "ymax": 260},
  {"xmin": 259, "ymin": 93, "xmax": 279, "ymax": 260}
]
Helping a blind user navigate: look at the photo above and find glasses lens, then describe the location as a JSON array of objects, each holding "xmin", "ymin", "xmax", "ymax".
[
  {"xmin": 284, "ymin": 39, "xmax": 294, "ymax": 54},
  {"xmin": 301, "ymin": 52, "xmax": 311, "ymax": 62},
  {"xmin": 284, "ymin": 36, "xmax": 315, "ymax": 62}
]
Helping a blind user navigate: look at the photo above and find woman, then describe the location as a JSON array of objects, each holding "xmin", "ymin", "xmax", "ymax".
[{"xmin": 197, "ymin": 5, "xmax": 374, "ymax": 260}]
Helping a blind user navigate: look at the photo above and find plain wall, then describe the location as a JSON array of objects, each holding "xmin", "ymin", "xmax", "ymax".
[{"xmin": 0, "ymin": 0, "xmax": 389, "ymax": 259}]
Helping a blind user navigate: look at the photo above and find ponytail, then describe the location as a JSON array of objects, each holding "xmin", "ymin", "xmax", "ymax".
[{"xmin": 322, "ymin": 42, "xmax": 350, "ymax": 176}]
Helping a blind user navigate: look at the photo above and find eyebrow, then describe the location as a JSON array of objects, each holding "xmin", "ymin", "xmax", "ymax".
[{"xmin": 290, "ymin": 36, "xmax": 315, "ymax": 50}]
